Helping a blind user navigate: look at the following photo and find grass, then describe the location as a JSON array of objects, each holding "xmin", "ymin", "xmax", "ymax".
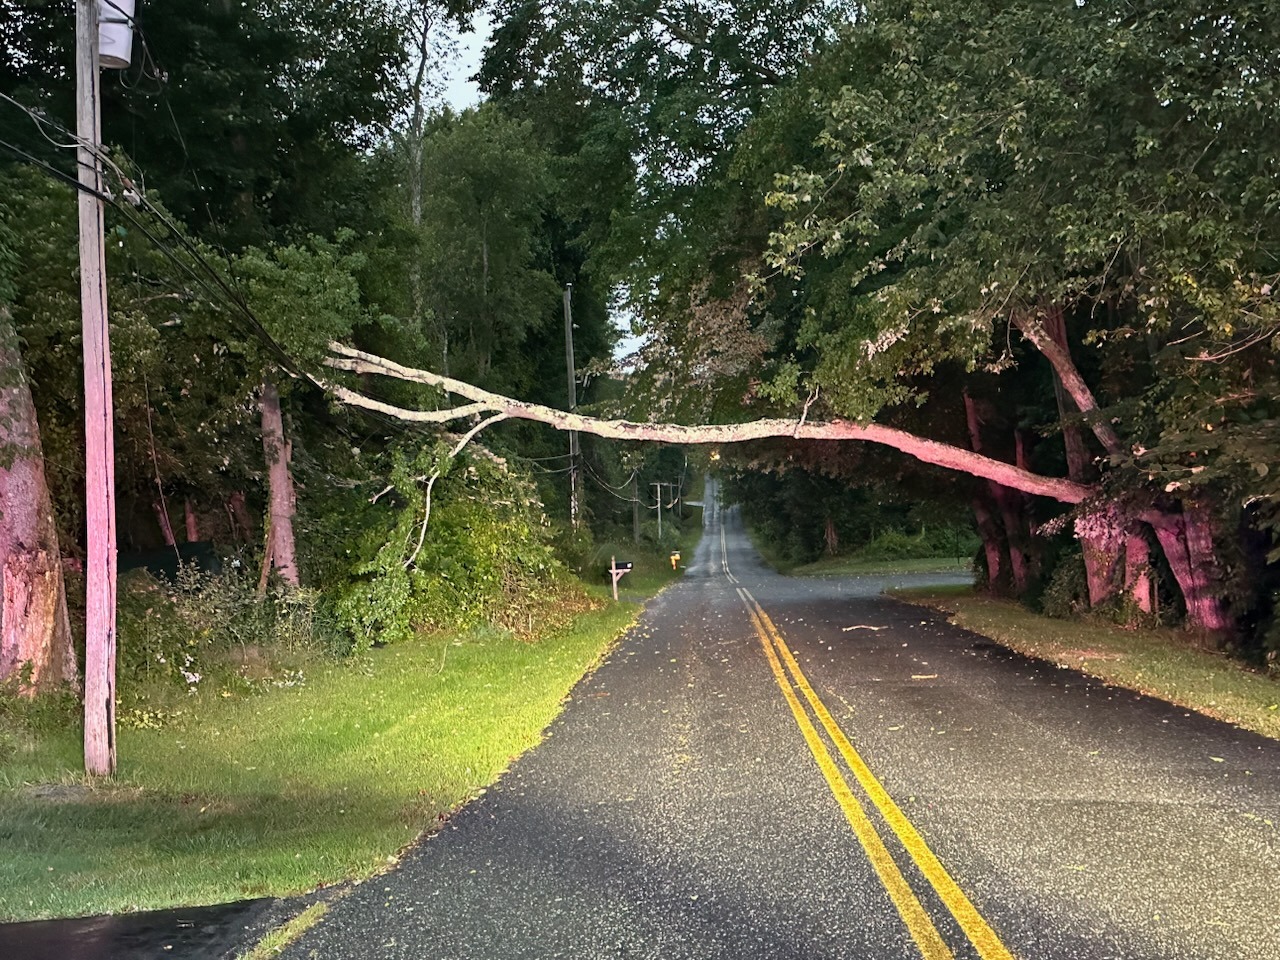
[
  {"xmin": 789, "ymin": 556, "xmax": 972, "ymax": 577},
  {"xmin": 590, "ymin": 505, "xmax": 704, "ymax": 596},
  {"xmin": 891, "ymin": 585, "xmax": 1280, "ymax": 740},
  {"xmin": 237, "ymin": 901, "xmax": 329, "ymax": 960},
  {"xmin": 0, "ymin": 601, "xmax": 642, "ymax": 921}
]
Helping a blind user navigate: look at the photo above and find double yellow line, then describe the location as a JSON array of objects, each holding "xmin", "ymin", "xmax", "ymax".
[{"xmin": 738, "ymin": 588, "xmax": 1015, "ymax": 960}]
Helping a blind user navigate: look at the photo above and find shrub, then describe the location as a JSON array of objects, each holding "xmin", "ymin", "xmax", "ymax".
[
  {"xmin": 115, "ymin": 561, "xmax": 339, "ymax": 721},
  {"xmin": 1039, "ymin": 550, "xmax": 1090, "ymax": 620},
  {"xmin": 335, "ymin": 445, "xmax": 580, "ymax": 651}
]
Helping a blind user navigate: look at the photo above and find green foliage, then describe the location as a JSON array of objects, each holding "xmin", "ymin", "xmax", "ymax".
[
  {"xmin": 235, "ymin": 234, "xmax": 368, "ymax": 370},
  {"xmin": 114, "ymin": 565, "xmax": 339, "ymax": 726},
  {"xmin": 1039, "ymin": 551, "xmax": 1090, "ymax": 621},
  {"xmin": 336, "ymin": 446, "xmax": 569, "ymax": 651}
]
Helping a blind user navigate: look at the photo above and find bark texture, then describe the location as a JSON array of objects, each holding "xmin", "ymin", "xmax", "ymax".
[
  {"xmin": 322, "ymin": 345, "xmax": 1093, "ymax": 504},
  {"xmin": 1124, "ymin": 531, "xmax": 1154, "ymax": 615},
  {"xmin": 1149, "ymin": 506, "xmax": 1230, "ymax": 636},
  {"xmin": 0, "ymin": 308, "xmax": 77, "ymax": 694},
  {"xmin": 1041, "ymin": 309, "xmax": 1119, "ymax": 606},
  {"xmin": 184, "ymin": 498, "xmax": 200, "ymax": 542},
  {"xmin": 153, "ymin": 499, "xmax": 176, "ymax": 547},
  {"xmin": 259, "ymin": 378, "xmax": 300, "ymax": 587},
  {"xmin": 964, "ymin": 391, "xmax": 1028, "ymax": 595}
]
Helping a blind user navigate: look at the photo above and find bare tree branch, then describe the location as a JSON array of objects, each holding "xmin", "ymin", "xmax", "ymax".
[
  {"xmin": 323, "ymin": 343, "xmax": 1093, "ymax": 504},
  {"xmin": 404, "ymin": 413, "xmax": 508, "ymax": 571},
  {"xmin": 1012, "ymin": 312, "xmax": 1124, "ymax": 458}
]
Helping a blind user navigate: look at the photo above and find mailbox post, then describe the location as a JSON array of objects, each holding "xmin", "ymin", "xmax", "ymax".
[{"xmin": 609, "ymin": 556, "xmax": 633, "ymax": 601}]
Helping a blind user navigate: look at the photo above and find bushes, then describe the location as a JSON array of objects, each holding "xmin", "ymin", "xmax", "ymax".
[
  {"xmin": 335, "ymin": 446, "xmax": 586, "ymax": 651},
  {"xmin": 114, "ymin": 563, "xmax": 340, "ymax": 726}
]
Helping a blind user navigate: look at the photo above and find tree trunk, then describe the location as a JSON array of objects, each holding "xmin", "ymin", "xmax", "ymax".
[
  {"xmin": 632, "ymin": 473, "xmax": 640, "ymax": 544},
  {"xmin": 1124, "ymin": 530, "xmax": 1154, "ymax": 615},
  {"xmin": 1076, "ymin": 509, "xmax": 1123, "ymax": 608},
  {"xmin": 227, "ymin": 491, "xmax": 252, "ymax": 543},
  {"xmin": 0, "ymin": 308, "xmax": 77, "ymax": 694},
  {"xmin": 971, "ymin": 497, "xmax": 1006, "ymax": 593},
  {"xmin": 153, "ymin": 499, "xmax": 176, "ymax": 547},
  {"xmin": 1015, "ymin": 308, "xmax": 1124, "ymax": 458},
  {"xmin": 1042, "ymin": 308, "xmax": 1119, "ymax": 607},
  {"xmin": 963, "ymin": 392, "xmax": 1028, "ymax": 594},
  {"xmin": 259, "ymin": 378, "xmax": 300, "ymax": 587},
  {"xmin": 184, "ymin": 498, "xmax": 200, "ymax": 542},
  {"xmin": 1149, "ymin": 507, "xmax": 1230, "ymax": 636},
  {"xmin": 824, "ymin": 515, "xmax": 839, "ymax": 556},
  {"xmin": 1182, "ymin": 501, "xmax": 1231, "ymax": 636}
]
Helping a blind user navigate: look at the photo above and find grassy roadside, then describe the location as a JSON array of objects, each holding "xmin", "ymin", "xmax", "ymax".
[
  {"xmin": 0, "ymin": 599, "xmax": 643, "ymax": 921},
  {"xmin": 590, "ymin": 505, "xmax": 705, "ymax": 596},
  {"xmin": 790, "ymin": 556, "xmax": 971, "ymax": 577},
  {"xmin": 892, "ymin": 584, "xmax": 1280, "ymax": 740},
  {"xmin": 741, "ymin": 520, "xmax": 967, "ymax": 578}
]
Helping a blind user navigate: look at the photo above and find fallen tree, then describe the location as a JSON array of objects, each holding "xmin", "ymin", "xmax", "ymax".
[{"xmin": 323, "ymin": 342, "xmax": 1091, "ymax": 504}]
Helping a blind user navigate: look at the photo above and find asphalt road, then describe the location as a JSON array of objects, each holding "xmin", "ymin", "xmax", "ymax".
[{"xmin": 283, "ymin": 479, "xmax": 1280, "ymax": 960}]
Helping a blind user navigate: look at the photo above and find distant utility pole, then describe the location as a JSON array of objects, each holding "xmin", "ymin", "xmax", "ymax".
[
  {"xmin": 78, "ymin": 0, "xmax": 132, "ymax": 776},
  {"xmin": 651, "ymin": 481, "xmax": 674, "ymax": 542},
  {"xmin": 563, "ymin": 284, "xmax": 581, "ymax": 528},
  {"xmin": 631, "ymin": 472, "xmax": 640, "ymax": 544}
]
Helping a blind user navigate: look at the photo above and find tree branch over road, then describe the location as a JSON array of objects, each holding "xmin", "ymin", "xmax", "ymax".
[{"xmin": 323, "ymin": 342, "xmax": 1093, "ymax": 504}]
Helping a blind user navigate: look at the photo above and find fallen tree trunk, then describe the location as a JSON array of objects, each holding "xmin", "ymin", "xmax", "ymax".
[{"xmin": 322, "ymin": 344, "xmax": 1093, "ymax": 505}]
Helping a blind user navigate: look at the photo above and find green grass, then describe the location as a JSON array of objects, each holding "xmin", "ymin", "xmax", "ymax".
[
  {"xmin": 891, "ymin": 585, "xmax": 1280, "ymax": 740},
  {"xmin": 237, "ymin": 901, "xmax": 330, "ymax": 960},
  {"xmin": 790, "ymin": 556, "xmax": 972, "ymax": 577},
  {"xmin": 590, "ymin": 506, "xmax": 704, "ymax": 596},
  {"xmin": 0, "ymin": 602, "xmax": 640, "ymax": 921}
]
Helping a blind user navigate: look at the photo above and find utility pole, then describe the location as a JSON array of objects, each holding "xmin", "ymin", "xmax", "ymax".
[
  {"xmin": 78, "ymin": 0, "xmax": 120, "ymax": 776},
  {"xmin": 563, "ymin": 284, "xmax": 581, "ymax": 528},
  {"xmin": 651, "ymin": 482, "xmax": 662, "ymax": 542},
  {"xmin": 631, "ymin": 472, "xmax": 640, "ymax": 544},
  {"xmin": 651, "ymin": 481, "xmax": 673, "ymax": 542}
]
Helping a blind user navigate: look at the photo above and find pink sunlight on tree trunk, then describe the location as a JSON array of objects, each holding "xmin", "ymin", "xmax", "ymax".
[
  {"xmin": 153, "ymin": 499, "xmax": 176, "ymax": 547},
  {"xmin": 0, "ymin": 309, "xmax": 78, "ymax": 694},
  {"xmin": 260, "ymin": 378, "xmax": 300, "ymax": 587},
  {"xmin": 184, "ymin": 498, "xmax": 200, "ymax": 542},
  {"xmin": 1124, "ymin": 532, "xmax": 1154, "ymax": 615},
  {"xmin": 1041, "ymin": 308, "xmax": 1119, "ymax": 607},
  {"xmin": 1149, "ymin": 507, "xmax": 1230, "ymax": 636}
]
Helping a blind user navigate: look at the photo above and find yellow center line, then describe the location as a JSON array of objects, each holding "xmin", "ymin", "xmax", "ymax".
[
  {"xmin": 745, "ymin": 591, "xmax": 1016, "ymax": 960},
  {"xmin": 737, "ymin": 589, "xmax": 952, "ymax": 960}
]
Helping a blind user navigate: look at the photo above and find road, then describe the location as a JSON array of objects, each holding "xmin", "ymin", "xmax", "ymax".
[{"xmin": 284, "ymin": 478, "xmax": 1280, "ymax": 960}]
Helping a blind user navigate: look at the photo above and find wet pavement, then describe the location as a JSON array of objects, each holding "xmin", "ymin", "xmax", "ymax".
[
  {"xmin": 8, "ymin": 479, "xmax": 1279, "ymax": 958},
  {"xmin": 0, "ymin": 898, "xmax": 276, "ymax": 960}
]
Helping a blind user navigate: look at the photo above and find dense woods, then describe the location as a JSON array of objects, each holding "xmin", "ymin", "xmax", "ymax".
[{"xmin": 2, "ymin": 0, "xmax": 1279, "ymax": 739}]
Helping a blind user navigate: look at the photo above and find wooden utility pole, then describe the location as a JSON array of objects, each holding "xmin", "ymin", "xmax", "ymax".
[
  {"xmin": 631, "ymin": 472, "xmax": 640, "ymax": 544},
  {"xmin": 651, "ymin": 481, "xmax": 674, "ymax": 542},
  {"xmin": 77, "ymin": 0, "xmax": 118, "ymax": 776},
  {"xmin": 563, "ymin": 285, "xmax": 581, "ymax": 527}
]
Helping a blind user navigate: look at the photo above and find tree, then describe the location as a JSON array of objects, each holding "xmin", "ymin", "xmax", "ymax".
[
  {"xmin": 319, "ymin": 342, "xmax": 1090, "ymax": 503},
  {"xmin": 730, "ymin": 0, "xmax": 1280, "ymax": 634},
  {"xmin": 235, "ymin": 236, "xmax": 370, "ymax": 587},
  {"xmin": 0, "ymin": 209, "xmax": 76, "ymax": 692}
]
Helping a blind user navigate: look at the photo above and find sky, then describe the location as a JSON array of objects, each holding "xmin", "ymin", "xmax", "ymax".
[
  {"xmin": 435, "ymin": 12, "xmax": 644, "ymax": 359},
  {"xmin": 440, "ymin": 13, "xmax": 491, "ymax": 110}
]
